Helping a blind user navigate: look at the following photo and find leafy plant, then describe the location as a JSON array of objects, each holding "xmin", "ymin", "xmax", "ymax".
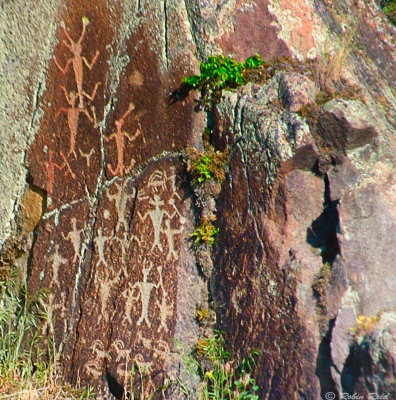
[
  {"xmin": 191, "ymin": 331, "xmax": 260, "ymax": 400},
  {"xmin": 185, "ymin": 145, "xmax": 228, "ymax": 185},
  {"xmin": 190, "ymin": 220, "xmax": 220, "ymax": 246},
  {"xmin": 383, "ymin": 0, "xmax": 396, "ymax": 25},
  {"xmin": 183, "ymin": 54, "xmax": 264, "ymax": 110}
]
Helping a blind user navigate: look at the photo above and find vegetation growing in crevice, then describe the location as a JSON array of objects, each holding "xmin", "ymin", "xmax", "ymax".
[
  {"xmin": 312, "ymin": 263, "xmax": 332, "ymax": 332},
  {"xmin": 187, "ymin": 331, "xmax": 260, "ymax": 400},
  {"xmin": 185, "ymin": 142, "xmax": 229, "ymax": 185},
  {"xmin": 382, "ymin": 0, "xmax": 396, "ymax": 25},
  {"xmin": 183, "ymin": 54, "xmax": 264, "ymax": 111},
  {"xmin": 350, "ymin": 314, "xmax": 381, "ymax": 342},
  {"xmin": 190, "ymin": 219, "xmax": 220, "ymax": 246}
]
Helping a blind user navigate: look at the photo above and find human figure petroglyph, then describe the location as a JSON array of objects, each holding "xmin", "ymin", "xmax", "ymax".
[
  {"xmin": 62, "ymin": 217, "xmax": 84, "ymax": 263},
  {"xmin": 155, "ymin": 268, "xmax": 173, "ymax": 333},
  {"xmin": 129, "ymin": 261, "xmax": 159, "ymax": 328},
  {"xmin": 50, "ymin": 244, "xmax": 68, "ymax": 283},
  {"xmin": 45, "ymin": 149, "xmax": 76, "ymax": 200},
  {"xmin": 105, "ymin": 103, "xmax": 142, "ymax": 176},
  {"xmin": 56, "ymin": 86, "xmax": 98, "ymax": 157},
  {"xmin": 107, "ymin": 182, "xmax": 136, "ymax": 236},
  {"xmin": 94, "ymin": 266, "xmax": 122, "ymax": 324},
  {"xmin": 94, "ymin": 228, "xmax": 107, "ymax": 266},
  {"xmin": 54, "ymin": 18, "xmax": 100, "ymax": 109},
  {"xmin": 138, "ymin": 195, "xmax": 179, "ymax": 252},
  {"xmin": 162, "ymin": 219, "xmax": 181, "ymax": 261}
]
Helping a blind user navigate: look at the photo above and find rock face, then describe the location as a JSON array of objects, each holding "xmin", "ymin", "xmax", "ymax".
[{"xmin": 1, "ymin": 0, "xmax": 396, "ymax": 399}]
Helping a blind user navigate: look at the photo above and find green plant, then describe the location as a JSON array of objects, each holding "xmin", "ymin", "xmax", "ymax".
[
  {"xmin": 183, "ymin": 54, "xmax": 264, "ymax": 110},
  {"xmin": 186, "ymin": 145, "xmax": 228, "ymax": 185},
  {"xmin": 0, "ymin": 280, "xmax": 95, "ymax": 399},
  {"xmin": 190, "ymin": 220, "xmax": 220, "ymax": 246},
  {"xmin": 192, "ymin": 331, "xmax": 260, "ymax": 400},
  {"xmin": 383, "ymin": 0, "xmax": 396, "ymax": 25},
  {"xmin": 126, "ymin": 362, "xmax": 170, "ymax": 400}
]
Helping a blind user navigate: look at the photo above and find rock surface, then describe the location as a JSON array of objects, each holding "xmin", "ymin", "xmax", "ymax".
[{"xmin": 1, "ymin": 0, "xmax": 396, "ymax": 398}]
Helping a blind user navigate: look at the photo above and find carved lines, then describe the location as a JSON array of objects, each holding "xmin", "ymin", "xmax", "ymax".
[{"xmin": 105, "ymin": 103, "xmax": 142, "ymax": 176}]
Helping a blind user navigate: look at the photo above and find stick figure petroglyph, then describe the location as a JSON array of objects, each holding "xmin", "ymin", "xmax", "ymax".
[
  {"xmin": 155, "ymin": 267, "xmax": 173, "ymax": 333},
  {"xmin": 138, "ymin": 195, "xmax": 177, "ymax": 252},
  {"xmin": 50, "ymin": 244, "xmax": 68, "ymax": 284},
  {"xmin": 56, "ymin": 86, "xmax": 98, "ymax": 157},
  {"xmin": 79, "ymin": 148, "xmax": 95, "ymax": 167},
  {"xmin": 105, "ymin": 103, "xmax": 142, "ymax": 176},
  {"xmin": 54, "ymin": 18, "xmax": 100, "ymax": 109},
  {"xmin": 45, "ymin": 149, "xmax": 76, "ymax": 201},
  {"xmin": 62, "ymin": 217, "xmax": 84, "ymax": 263},
  {"xmin": 94, "ymin": 228, "xmax": 107, "ymax": 266},
  {"xmin": 163, "ymin": 219, "xmax": 184, "ymax": 261},
  {"xmin": 129, "ymin": 261, "xmax": 159, "ymax": 328}
]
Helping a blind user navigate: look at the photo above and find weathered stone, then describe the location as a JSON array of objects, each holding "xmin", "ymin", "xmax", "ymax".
[
  {"xmin": 1, "ymin": 0, "xmax": 396, "ymax": 398},
  {"xmin": 317, "ymin": 99, "xmax": 379, "ymax": 153}
]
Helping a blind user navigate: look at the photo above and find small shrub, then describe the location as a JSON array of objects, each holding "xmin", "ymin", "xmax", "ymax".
[
  {"xmin": 190, "ymin": 220, "xmax": 220, "ymax": 246},
  {"xmin": 383, "ymin": 0, "xmax": 396, "ymax": 25},
  {"xmin": 183, "ymin": 54, "xmax": 264, "ymax": 110},
  {"xmin": 350, "ymin": 314, "xmax": 380, "ymax": 341},
  {"xmin": 185, "ymin": 146, "xmax": 228, "ymax": 185}
]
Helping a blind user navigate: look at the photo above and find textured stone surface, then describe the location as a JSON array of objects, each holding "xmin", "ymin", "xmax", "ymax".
[{"xmin": 1, "ymin": 0, "xmax": 396, "ymax": 398}]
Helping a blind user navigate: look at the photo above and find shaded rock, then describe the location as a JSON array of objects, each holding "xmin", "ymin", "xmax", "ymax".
[{"xmin": 317, "ymin": 99, "xmax": 379, "ymax": 154}]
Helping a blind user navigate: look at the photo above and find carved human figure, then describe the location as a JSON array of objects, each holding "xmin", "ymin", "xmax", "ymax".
[
  {"xmin": 129, "ymin": 261, "xmax": 159, "ymax": 328},
  {"xmin": 62, "ymin": 217, "xmax": 84, "ymax": 263},
  {"xmin": 56, "ymin": 86, "xmax": 98, "ymax": 157},
  {"xmin": 105, "ymin": 103, "xmax": 142, "ymax": 176},
  {"xmin": 54, "ymin": 18, "xmax": 100, "ymax": 109}
]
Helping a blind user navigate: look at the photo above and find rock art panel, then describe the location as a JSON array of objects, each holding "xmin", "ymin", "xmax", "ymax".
[
  {"xmin": 27, "ymin": 7, "xmax": 110, "ymax": 210},
  {"xmin": 69, "ymin": 159, "xmax": 188, "ymax": 395}
]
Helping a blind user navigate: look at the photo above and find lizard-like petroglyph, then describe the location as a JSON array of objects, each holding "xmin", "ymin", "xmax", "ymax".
[
  {"xmin": 57, "ymin": 87, "xmax": 98, "ymax": 157},
  {"xmin": 54, "ymin": 18, "xmax": 100, "ymax": 109},
  {"xmin": 105, "ymin": 103, "xmax": 142, "ymax": 176}
]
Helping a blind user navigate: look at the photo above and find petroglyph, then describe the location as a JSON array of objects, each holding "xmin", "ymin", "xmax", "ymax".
[
  {"xmin": 50, "ymin": 244, "xmax": 68, "ymax": 283},
  {"xmin": 97, "ymin": 269, "xmax": 121, "ymax": 323},
  {"xmin": 105, "ymin": 103, "xmax": 142, "ymax": 176},
  {"xmin": 129, "ymin": 260, "xmax": 159, "ymax": 328},
  {"xmin": 85, "ymin": 340, "xmax": 111, "ymax": 379},
  {"xmin": 163, "ymin": 218, "xmax": 184, "ymax": 261},
  {"xmin": 107, "ymin": 181, "xmax": 135, "ymax": 236},
  {"xmin": 62, "ymin": 217, "xmax": 84, "ymax": 263},
  {"xmin": 137, "ymin": 169, "xmax": 185, "ymax": 259},
  {"xmin": 45, "ymin": 149, "xmax": 76, "ymax": 201},
  {"xmin": 79, "ymin": 148, "xmax": 95, "ymax": 167},
  {"xmin": 54, "ymin": 18, "xmax": 100, "ymax": 109},
  {"xmin": 45, "ymin": 149, "xmax": 66, "ymax": 199},
  {"xmin": 94, "ymin": 228, "xmax": 107, "ymax": 266},
  {"xmin": 57, "ymin": 86, "xmax": 98, "ymax": 157},
  {"xmin": 155, "ymin": 268, "xmax": 173, "ymax": 333},
  {"xmin": 138, "ymin": 195, "xmax": 168, "ymax": 252},
  {"xmin": 112, "ymin": 340, "xmax": 132, "ymax": 382}
]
